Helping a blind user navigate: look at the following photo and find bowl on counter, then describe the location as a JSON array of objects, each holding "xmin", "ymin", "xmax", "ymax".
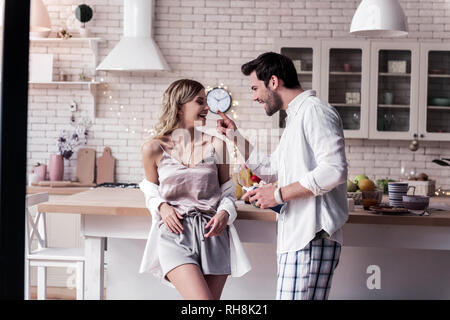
[
  {"xmin": 362, "ymin": 190, "xmax": 383, "ymax": 210},
  {"xmin": 402, "ymin": 195, "xmax": 429, "ymax": 211}
]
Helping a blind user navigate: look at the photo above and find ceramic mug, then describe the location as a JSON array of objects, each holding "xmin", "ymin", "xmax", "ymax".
[
  {"xmin": 388, "ymin": 183, "xmax": 414, "ymax": 207},
  {"xmin": 384, "ymin": 92, "xmax": 394, "ymax": 105}
]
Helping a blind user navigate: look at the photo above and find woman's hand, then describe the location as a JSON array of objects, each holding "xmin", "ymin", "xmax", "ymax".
[
  {"xmin": 204, "ymin": 210, "xmax": 229, "ymax": 238},
  {"xmin": 159, "ymin": 202, "xmax": 184, "ymax": 234}
]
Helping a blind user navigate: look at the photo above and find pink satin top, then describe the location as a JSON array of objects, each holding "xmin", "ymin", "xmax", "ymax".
[{"xmin": 157, "ymin": 144, "xmax": 222, "ymax": 216}]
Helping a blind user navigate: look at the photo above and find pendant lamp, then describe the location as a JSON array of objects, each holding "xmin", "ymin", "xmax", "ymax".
[
  {"xmin": 350, "ymin": 0, "xmax": 408, "ymax": 37},
  {"xmin": 30, "ymin": 0, "xmax": 51, "ymax": 38}
]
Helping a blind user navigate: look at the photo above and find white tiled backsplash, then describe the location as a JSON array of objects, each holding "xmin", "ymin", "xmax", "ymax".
[{"xmin": 27, "ymin": 0, "xmax": 450, "ymax": 188}]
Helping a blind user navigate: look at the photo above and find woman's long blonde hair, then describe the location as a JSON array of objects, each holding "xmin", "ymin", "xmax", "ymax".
[{"xmin": 144, "ymin": 79, "xmax": 205, "ymax": 144}]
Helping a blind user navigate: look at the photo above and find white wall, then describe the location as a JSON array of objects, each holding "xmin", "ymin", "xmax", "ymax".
[{"xmin": 27, "ymin": 0, "xmax": 450, "ymax": 187}]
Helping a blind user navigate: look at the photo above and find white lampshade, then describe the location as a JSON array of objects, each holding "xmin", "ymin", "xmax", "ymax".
[
  {"xmin": 350, "ymin": 0, "xmax": 408, "ymax": 37},
  {"xmin": 30, "ymin": 0, "xmax": 51, "ymax": 38}
]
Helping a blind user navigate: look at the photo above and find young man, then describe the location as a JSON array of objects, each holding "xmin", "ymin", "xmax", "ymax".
[{"xmin": 216, "ymin": 52, "xmax": 348, "ymax": 300}]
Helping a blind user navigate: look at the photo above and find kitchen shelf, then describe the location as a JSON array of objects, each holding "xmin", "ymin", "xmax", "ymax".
[
  {"xmin": 428, "ymin": 74, "xmax": 450, "ymax": 78},
  {"xmin": 28, "ymin": 81, "xmax": 100, "ymax": 119},
  {"xmin": 330, "ymin": 71, "xmax": 362, "ymax": 75},
  {"xmin": 297, "ymin": 71, "xmax": 312, "ymax": 75},
  {"xmin": 378, "ymin": 104, "xmax": 410, "ymax": 108},
  {"xmin": 29, "ymin": 81, "xmax": 100, "ymax": 85},
  {"xmin": 29, "ymin": 37, "xmax": 104, "ymax": 119},
  {"xmin": 428, "ymin": 106, "xmax": 450, "ymax": 110},
  {"xmin": 331, "ymin": 103, "xmax": 361, "ymax": 107},
  {"xmin": 379, "ymin": 72, "xmax": 411, "ymax": 77},
  {"xmin": 30, "ymin": 37, "xmax": 103, "ymax": 72}
]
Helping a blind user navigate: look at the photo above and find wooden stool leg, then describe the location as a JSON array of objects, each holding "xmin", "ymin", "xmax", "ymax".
[
  {"xmin": 24, "ymin": 263, "xmax": 30, "ymax": 300},
  {"xmin": 76, "ymin": 261, "xmax": 84, "ymax": 300},
  {"xmin": 37, "ymin": 266, "xmax": 47, "ymax": 300}
]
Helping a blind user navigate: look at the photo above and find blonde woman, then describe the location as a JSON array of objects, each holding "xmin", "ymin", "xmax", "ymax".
[{"xmin": 139, "ymin": 79, "xmax": 250, "ymax": 300}]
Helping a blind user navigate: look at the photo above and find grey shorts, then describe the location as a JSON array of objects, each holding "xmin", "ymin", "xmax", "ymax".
[{"xmin": 157, "ymin": 210, "xmax": 231, "ymax": 280}]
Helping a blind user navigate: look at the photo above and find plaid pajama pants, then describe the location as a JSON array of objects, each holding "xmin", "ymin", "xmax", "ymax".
[{"xmin": 276, "ymin": 238, "xmax": 341, "ymax": 300}]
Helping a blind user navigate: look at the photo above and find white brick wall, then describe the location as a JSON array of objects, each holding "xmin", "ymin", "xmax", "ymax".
[{"xmin": 27, "ymin": 0, "xmax": 450, "ymax": 188}]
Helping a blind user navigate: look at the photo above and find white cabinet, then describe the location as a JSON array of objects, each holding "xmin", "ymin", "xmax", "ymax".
[
  {"xmin": 418, "ymin": 43, "xmax": 450, "ymax": 141},
  {"xmin": 321, "ymin": 40, "xmax": 371, "ymax": 138},
  {"xmin": 274, "ymin": 39, "xmax": 450, "ymax": 141},
  {"xmin": 274, "ymin": 39, "xmax": 321, "ymax": 129},
  {"xmin": 368, "ymin": 42, "xmax": 420, "ymax": 140}
]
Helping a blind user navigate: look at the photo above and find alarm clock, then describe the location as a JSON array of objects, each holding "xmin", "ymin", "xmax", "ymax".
[{"xmin": 206, "ymin": 87, "xmax": 232, "ymax": 114}]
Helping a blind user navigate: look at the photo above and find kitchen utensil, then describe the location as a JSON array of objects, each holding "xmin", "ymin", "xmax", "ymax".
[
  {"xmin": 361, "ymin": 190, "xmax": 383, "ymax": 210},
  {"xmin": 432, "ymin": 159, "xmax": 450, "ymax": 166},
  {"xmin": 402, "ymin": 195, "xmax": 429, "ymax": 211},
  {"xmin": 344, "ymin": 63, "xmax": 352, "ymax": 72},
  {"xmin": 96, "ymin": 147, "xmax": 115, "ymax": 184},
  {"xmin": 76, "ymin": 148, "xmax": 96, "ymax": 184},
  {"xmin": 384, "ymin": 92, "xmax": 394, "ymax": 104},
  {"xmin": 429, "ymin": 69, "xmax": 444, "ymax": 74},
  {"xmin": 429, "ymin": 98, "xmax": 450, "ymax": 106}
]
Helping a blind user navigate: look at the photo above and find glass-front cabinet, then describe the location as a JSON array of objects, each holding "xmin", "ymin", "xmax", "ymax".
[
  {"xmin": 274, "ymin": 39, "xmax": 450, "ymax": 141},
  {"xmin": 418, "ymin": 43, "xmax": 450, "ymax": 141},
  {"xmin": 321, "ymin": 41, "xmax": 370, "ymax": 138},
  {"xmin": 369, "ymin": 42, "xmax": 420, "ymax": 139},
  {"xmin": 274, "ymin": 39, "xmax": 321, "ymax": 129}
]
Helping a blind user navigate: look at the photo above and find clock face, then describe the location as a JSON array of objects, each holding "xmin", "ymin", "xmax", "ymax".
[{"xmin": 206, "ymin": 87, "xmax": 232, "ymax": 114}]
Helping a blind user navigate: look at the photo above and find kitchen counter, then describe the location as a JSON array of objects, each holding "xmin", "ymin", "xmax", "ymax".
[
  {"xmin": 27, "ymin": 185, "xmax": 92, "ymax": 195},
  {"xmin": 37, "ymin": 187, "xmax": 450, "ymax": 226},
  {"xmin": 35, "ymin": 188, "xmax": 450, "ymax": 300}
]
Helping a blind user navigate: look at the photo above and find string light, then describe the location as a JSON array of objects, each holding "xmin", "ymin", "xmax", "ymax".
[{"xmin": 99, "ymin": 79, "xmax": 139, "ymax": 135}]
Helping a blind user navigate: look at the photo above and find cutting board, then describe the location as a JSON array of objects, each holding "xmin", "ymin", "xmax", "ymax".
[
  {"xmin": 96, "ymin": 147, "xmax": 115, "ymax": 184},
  {"xmin": 76, "ymin": 148, "xmax": 96, "ymax": 184}
]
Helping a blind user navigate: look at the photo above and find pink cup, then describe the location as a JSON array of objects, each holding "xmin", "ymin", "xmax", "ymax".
[{"xmin": 33, "ymin": 164, "xmax": 47, "ymax": 181}]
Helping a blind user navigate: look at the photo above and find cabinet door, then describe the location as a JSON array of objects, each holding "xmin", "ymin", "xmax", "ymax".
[
  {"xmin": 418, "ymin": 43, "xmax": 450, "ymax": 141},
  {"xmin": 369, "ymin": 42, "xmax": 420, "ymax": 140},
  {"xmin": 274, "ymin": 39, "xmax": 321, "ymax": 129},
  {"xmin": 321, "ymin": 40, "xmax": 370, "ymax": 138}
]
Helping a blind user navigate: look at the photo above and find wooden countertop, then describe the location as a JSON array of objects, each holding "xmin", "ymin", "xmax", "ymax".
[
  {"xmin": 36, "ymin": 188, "xmax": 450, "ymax": 227},
  {"xmin": 27, "ymin": 186, "xmax": 92, "ymax": 195}
]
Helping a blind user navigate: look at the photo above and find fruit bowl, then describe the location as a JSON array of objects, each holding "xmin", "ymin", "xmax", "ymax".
[{"xmin": 362, "ymin": 190, "xmax": 383, "ymax": 210}]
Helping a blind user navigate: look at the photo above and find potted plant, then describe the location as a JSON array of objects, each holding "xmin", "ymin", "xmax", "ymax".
[{"xmin": 75, "ymin": 4, "xmax": 93, "ymax": 37}]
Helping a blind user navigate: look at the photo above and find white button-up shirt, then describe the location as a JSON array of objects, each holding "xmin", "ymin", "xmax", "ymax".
[{"xmin": 245, "ymin": 90, "xmax": 348, "ymax": 254}]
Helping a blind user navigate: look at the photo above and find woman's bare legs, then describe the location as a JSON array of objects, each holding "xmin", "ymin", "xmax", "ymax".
[
  {"xmin": 166, "ymin": 263, "xmax": 214, "ymax": 300},
  {"xmin": 205, "ymin": 275, "xmax": 228, "ymax": 300}
]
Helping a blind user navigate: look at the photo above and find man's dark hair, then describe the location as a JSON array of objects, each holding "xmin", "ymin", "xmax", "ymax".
[{"xmin": 241, "ymin": 52, "xmax": 301, "ymax": 89}]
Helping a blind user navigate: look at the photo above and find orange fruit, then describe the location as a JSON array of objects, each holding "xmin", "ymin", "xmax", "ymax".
[{"xmin": 358, "ymin": 178, "xmax": 376, "ymax": 191}]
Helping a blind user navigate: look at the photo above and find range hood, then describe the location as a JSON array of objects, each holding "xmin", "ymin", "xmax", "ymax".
[{"xmin": 96, "ymin": 0, "xmax": 170, "ymax": 71}]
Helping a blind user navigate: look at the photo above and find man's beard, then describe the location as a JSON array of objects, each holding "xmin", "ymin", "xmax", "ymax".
[{"xmin": 265, "ymin": 89, "xmax": 283, "ymax": 116}]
